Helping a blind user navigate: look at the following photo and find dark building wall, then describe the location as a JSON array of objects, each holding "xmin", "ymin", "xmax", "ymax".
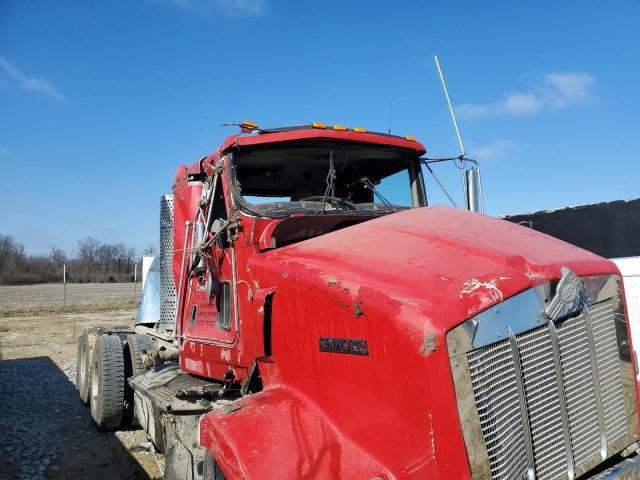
[{"xmin": 504, "ymin": 198, "xmax": 640, "ymax": 259}]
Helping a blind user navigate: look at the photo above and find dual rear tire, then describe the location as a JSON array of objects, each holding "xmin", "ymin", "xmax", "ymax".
[
  {"xmin": 76, "ymin": 330, "xmax": 153, "ymax": 430},
  {"xmin": 76, "ymin": 327, "xmax": 105, "ymax": 404},
  {"xmin": 76, "ymin": 331, "xmax": 91, "ymax": 404},
  {"xmin": 90, "ymin": 335, "xmax": 125, "ymax": 430},
  {"xmin": 123, "ymin": 334, "xmax": 154, "ymax": 426},
  {"xmin": 76, "ymin": 329, "xmax": 227, "ymax": 478}
]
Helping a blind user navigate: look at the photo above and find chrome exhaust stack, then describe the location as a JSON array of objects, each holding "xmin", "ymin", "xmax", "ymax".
[{"xmin": 464, "ymin": 165, "xmax": 484, "ymax": 213}]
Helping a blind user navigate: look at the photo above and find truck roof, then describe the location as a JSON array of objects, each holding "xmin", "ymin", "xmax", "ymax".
[
  {"xmin": 224, "ymin": 123, "xmax": 426, "ymax": 154},
  {"xmin": 194, "ymin": 123, "xmax": 427, "ymax": 175}
]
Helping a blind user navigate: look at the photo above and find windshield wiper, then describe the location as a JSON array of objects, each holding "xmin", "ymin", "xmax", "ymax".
[
  {"xmin": 359, "ymin": 177, "xmax": 396, "ymax": 210},
  {"xmin": 319, "ymin": 150, "xmax": 336, "ymax": 213}
]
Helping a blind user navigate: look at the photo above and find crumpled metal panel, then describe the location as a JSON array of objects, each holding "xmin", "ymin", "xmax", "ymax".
[{"xmin": 136, "ymin": 256, "xmax": 160, "ymax": 325}]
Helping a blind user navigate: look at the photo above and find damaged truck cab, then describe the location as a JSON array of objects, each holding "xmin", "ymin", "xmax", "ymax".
[{"xmin": 78, "ymin": 122, "xmax": 640, "ymax": 480}]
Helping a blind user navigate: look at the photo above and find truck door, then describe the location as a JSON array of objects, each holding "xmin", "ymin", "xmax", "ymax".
[{"xmin": 180, "ymin": 172, "xmax": 237, "ymax": 347}]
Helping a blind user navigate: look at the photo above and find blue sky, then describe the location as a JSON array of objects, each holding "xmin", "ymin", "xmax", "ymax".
[{"xmin": 1, "ymin": 0, "xmax": 639, "ymax": 256}]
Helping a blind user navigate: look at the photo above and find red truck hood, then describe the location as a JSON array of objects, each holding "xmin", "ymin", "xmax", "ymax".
[
  {"xmin": 240, "ymin": 206, "xmax": 621, "ymax": 478},
  {"xmin": 254, "ymin": 206, "xmax": 617, "ymax": 331}
]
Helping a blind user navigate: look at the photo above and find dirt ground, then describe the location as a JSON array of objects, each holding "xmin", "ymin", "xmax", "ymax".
[{"xmin": 0, "ymin": 308, "xmax": 163, "ymax": 480}]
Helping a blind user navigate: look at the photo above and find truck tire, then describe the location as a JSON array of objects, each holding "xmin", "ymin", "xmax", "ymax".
[
  {"xmin": 90, "ymin": 334, "xmax": 125, "ymax": 430},
  {"xmin": 122, "ymin": 334, "xmax": 154, "ymax": 426},
  {"xmin": 76, "ymin": 331, "xmax": 90, "ymax": 404},
  {"xmin": 125, "ymin": 334, "xmax": 154, "ymax": 377},
  {"xmin": 203, "ymin": 450, "xmax": 226, "ymax": 480},
  {"xmin": 76, "ymin": 327, "xmax": 104, "ymax": 404}
]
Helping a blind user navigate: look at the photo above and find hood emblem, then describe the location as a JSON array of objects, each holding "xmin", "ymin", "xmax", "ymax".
[{"xmin": 544, "ymin": 267, "xmax": 587, "ymax": 321}]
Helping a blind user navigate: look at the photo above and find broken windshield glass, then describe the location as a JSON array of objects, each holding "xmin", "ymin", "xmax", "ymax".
[{"xmin": 231, "ymin": 142, "xmax": 419, "ymax": 216}]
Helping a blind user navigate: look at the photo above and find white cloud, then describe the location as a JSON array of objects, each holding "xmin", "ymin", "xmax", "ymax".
[
  {"xmin": 544, "ymin": 73, "xmax": 595, "ymax": 107},
  {"xmin": 164, "ymin": 0, "xmax": 267, "ymax": 16},
  {"xmin": 219, "ymin": 0, "xmax": 266, "ymax": 16},
  {"xmin": 469, "ymin": 140, "xmax": 515, "ymax": 160},
  {"xmin": 0, "ymin": 57, "xmax": 66, "ymax": 102},
  {"xmin": 503, "ymin": 93, "xmax": 542, "ymax": 115},
  {"xmin": 456, "ymin": 72, "xmax": 595, "ymax": 119}
]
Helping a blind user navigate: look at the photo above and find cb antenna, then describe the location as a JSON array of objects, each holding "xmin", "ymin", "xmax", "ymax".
[
  {"xmin": 387, "ymin": 51, "xmax": 398, "ymax": 134},
  {"xmin": 434, "ymin": 54, "xmax": 465, "ymax": 158},
  {"xmin": 199, "ymin": 95, "xmax": 205, "ymax": 157},
  {"xmin": 431, "ymin": 55, "xmax": 484, "ymax": 213}
]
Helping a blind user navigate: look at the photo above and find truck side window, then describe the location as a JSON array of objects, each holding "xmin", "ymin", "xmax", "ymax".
[
  {"xmin": 217, "ymin": 282, "xmax": 231, "ymax": 330},
  {"xmin": 211, "ymin": 179, "xmax": 229, "ymax": 249}
]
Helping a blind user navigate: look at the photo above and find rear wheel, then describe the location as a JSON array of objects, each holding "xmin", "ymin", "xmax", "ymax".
[
  {"xmin": 76, "ymin": 331, "xmax": 90, "ymax": 404},
  {"xmin": 76, "ymin": 327, "xmax": 104, "ymax": 404},
  {"xmin": 90, "ymin": 334, "xmax": 125, "ymax": 430},
  {"xmin": 125, "ymin": 334, "xmax": 154, "ymax": 377},
  {"xmin": 123, "ymin": 334, "xmax": 154, "ymax": 426}
]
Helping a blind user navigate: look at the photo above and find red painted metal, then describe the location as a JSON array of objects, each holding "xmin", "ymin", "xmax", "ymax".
[
  {"xmin": 197, "ymin": 128, "xmax": 426, "ymax": 176},
  {"xmin": 167, "ymin": 129, "xmax": 638, "ymax": 479},
  {"xmin": 221, "ymin": 128, "xmax": 427, "ymax": 155}
]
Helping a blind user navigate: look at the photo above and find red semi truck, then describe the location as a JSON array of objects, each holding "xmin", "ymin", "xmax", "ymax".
[{"xmin": 76, "ymin": 122, "xmax": 640, "ymax": 479}]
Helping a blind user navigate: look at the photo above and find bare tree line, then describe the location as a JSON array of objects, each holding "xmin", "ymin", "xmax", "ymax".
[{"xmin": 0, "ymin": 234, "xmax": 155, "ymax": 285}]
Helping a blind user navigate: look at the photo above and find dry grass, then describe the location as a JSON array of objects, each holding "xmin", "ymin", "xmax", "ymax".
[{"xmin": 0, "ymin": 301, "xmax": 138, "ymax": 318}]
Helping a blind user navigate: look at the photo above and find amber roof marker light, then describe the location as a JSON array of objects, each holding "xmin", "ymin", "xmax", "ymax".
[
  {"xmin": 240, "ymin": 120, "xmax": 258, "ymax": 133},
  {"xmin": 221, "ymin": 120, "xmax": 260, "ymax": 134}
]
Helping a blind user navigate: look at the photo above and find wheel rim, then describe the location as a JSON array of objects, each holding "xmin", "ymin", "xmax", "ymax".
[
  {"xmin": 79, "ymin": 344, "xmax": 86, "ymax": 383},
  {"xmin": 91, "ymin": 357, "xmax": 99, "ymax": 405}
]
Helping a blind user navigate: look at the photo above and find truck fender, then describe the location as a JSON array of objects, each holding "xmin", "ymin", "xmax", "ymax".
[{"xmin": 199, "ymin": 387, "xmax": 387, "ymax": 480}]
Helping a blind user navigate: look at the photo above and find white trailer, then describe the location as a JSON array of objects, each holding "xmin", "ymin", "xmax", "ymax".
[{"xmin": 613, "ymin": 257, "xmax": 640, "ymax": 377}]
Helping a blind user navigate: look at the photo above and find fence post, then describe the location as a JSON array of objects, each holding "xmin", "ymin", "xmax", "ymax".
[
  {"xmin": 134, "ymin": 263, "xmax": 137, "ymax": 303},
  {"xmin": 63, "ymin": 264, "xmax": 66, "ymax": 306}
]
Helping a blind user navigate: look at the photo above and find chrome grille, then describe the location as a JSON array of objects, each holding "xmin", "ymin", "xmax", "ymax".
[
  {"xmin": 159, "ymin": 195, "xmax": 177, "ymax": 331},
  {"xmin": 518, "ymin": 328, "xmax": 566, "ymax": 480},
  {"xmin": 591, "ymin": 301, "xmax": 627, "ymax": 444},
  {"xmin": 468, "ymin": 342, "xmax": 528, "ymax": 480},
  {"xmin": 467, "ymin": 298, "xmax": 627, "ymax": 480},
  {"xmin": 556, "ymin": 313, "xmax": 600, "ymax": 466}
]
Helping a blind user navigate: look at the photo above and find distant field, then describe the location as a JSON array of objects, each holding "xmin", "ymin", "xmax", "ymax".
[{"xmin": 0, "ymin": 283, "xmax": 141, "ymax": 308}]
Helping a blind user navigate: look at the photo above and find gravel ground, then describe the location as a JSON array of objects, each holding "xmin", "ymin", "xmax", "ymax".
[
  {"xmin": 59, "ymin": 359, "xmax": 77, "ymax": 382},
  {"xmin": 0, "ymin": 310, "xmax": 162, "ymax": 480},
  {"xmin": 0, "ymin": 357, "xmax": 79, "ymax": 479}
]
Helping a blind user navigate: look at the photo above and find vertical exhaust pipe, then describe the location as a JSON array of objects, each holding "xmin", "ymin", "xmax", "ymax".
[{"xmin": 465, "ymin": 167, "xmax": 483, "ymax": 213}]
